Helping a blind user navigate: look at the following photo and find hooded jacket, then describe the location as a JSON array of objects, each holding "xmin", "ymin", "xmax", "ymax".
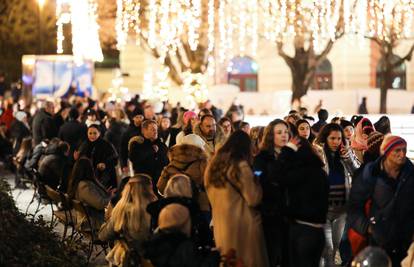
[{"xmin": 192, "ymin": 123, "xmax": 226, "ymax": 158}]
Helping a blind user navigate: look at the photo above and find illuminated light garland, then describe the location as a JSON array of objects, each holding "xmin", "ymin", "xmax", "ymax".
[
  {"xmin": 56, "ymin": 0, "xmax": 65, "ymax": 54},
  {"xmin": 71, "ymin": 0, "xmax": 103, "ymax": 63},
  {"xmin": 351, "ymin": 0, "xmax": 414, "ymax": 42},
  {"xmin": 261, "ymin": 0, "xmax": 353, "ymax": 53},
  {"xmin": 182, "ymin": 71, "xmax": 209, "ymax": 105}
]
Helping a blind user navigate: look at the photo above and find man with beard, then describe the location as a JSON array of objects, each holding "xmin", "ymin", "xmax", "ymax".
[{"xmin": 193, "ymin": 114, "xmax": 226, "ymax": 158}]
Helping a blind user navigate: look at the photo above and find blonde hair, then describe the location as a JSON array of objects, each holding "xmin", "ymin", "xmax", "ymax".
[
  {"xmin": 163, "ymin": 174, "xmax": 193, "ymax": 198},
  {"xmin": 111, "ymin": 174, "xmax": 157, "ymax": 239}
]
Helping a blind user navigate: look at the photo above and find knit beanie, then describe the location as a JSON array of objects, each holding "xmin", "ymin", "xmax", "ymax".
[
  {"xmin": 367, "ymin": 131, "xmax": 384, "ymax": 155},
  {"xmin": 183, "ymin": 111, "xmax": 197, "ymax": 125},
  {"xmin": 380, "ymin": 134, "xmax": 407, "ymax": 157}
]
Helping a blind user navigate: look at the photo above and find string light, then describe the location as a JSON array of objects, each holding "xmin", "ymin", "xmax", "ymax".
[
  {"xmin": 55, "ymin": 0, "xmax": 103, "ymax": 62},
  {"xmin": 352, "ymin": 0, "xmax": 414, "ymax": 42}
]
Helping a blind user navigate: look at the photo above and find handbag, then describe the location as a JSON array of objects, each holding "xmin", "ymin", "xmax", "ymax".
[{"xmin": 347, "ymin": 199, "xmax": 372, "ymax": 256}]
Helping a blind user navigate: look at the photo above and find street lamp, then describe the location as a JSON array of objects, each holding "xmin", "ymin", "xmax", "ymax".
[{"xmin": 36, "ymin": 0, "xmax": 46, "ymax": 54}]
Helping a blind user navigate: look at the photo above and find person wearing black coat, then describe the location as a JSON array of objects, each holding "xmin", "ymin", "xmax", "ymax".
[
  {"xmin": 275, "ymin": 137, "xmax": 329, "ymax": 267},
  {"xmin": 253, "ymin": 119, "xmax": 291, "ymax": 267},
  {"xmin": 38, "ymin": 141, "xmax": 71, "ymax": 192},
  {"xmin": 119, "ymin": 112, "xmax": 143, "ymax": 173},
  {"xmin": 143, "ymin": 203, "xmax": 220, "ymax": 267},
  {"xmin": 78, "ymin": 124, "xmax": 118, "ymax": 189},
  {"xmin": 158, "ymin": 116, "xmax": 180, "ymax": 148},
  {"xmin": 58, "ymin": 108, "xmax": 87, "ymax": 159},
  {"xmin": 347, "ymin": 135, "xmax": 414, "ymax": 266},
  {"xmin": 104, "ymin": 118, "xmax": 128, "ymax": 155},
  {"xmin": 32, "ymin": 101, "xmax": 58, "ymax": 145},
  {"xmin": 147, "ymin": 196, "xmax": 213, "ymax": 249},
  {"xmin": 9, "ymin": 112, "xmax": 31, "ymax": 155},
  {"xmin": 128, "ymin": 120, "xmax": 169, "ymax": 189},
  {"xmin": 143, "ymin": 229, "xmax": 220, "ymax": 267}
]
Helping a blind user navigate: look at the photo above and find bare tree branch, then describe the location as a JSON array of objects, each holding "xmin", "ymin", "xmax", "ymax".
[
  {"xmin": 277, "ymin": 42, "xmax": 294, "ymax": 68},
  {"xmin": 392, "ymin": 43, "xmax": 414, "ymax": 68}
]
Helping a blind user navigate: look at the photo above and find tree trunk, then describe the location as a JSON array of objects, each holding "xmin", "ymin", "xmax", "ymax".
[
  {"xmin": 379, "ymin": 59, "xmax": 393, "ymax": 113},
  {"xmin": 379, "ymin": 86, "xmax": 387, "ymax": 114},
  {"xmin": 290, "ymin": 65, "xmax": 308, "ymax": 105}
]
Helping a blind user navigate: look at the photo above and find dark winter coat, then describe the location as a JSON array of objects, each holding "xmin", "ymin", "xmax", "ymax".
[
  {"xmin": 347, "ymin": 157, "xmax": 414, "ymax": 254},
  {"xmin": 58, "ymin": 119, "xmax": 87, "ymax": 156},
  {"xmin": 143, "ymin": 229, "xmax": 220, "ymax": 267},
  {"xmin": 104, "ymin": 120, "xmax": 128, "ymax": 155},
  {"xmin": 38, "ymin": 146, "xmax": 70, "ymax": 192},
  {"xmin": 276, "ymin": 146, "xmax": 329, "ymax": 224},
  {"xmin": 9, "ymin": 119, "xmax": 31, "ymax": 154},
  {"xmin": 78, "ymin": 138, "xmax": 118, "ymax": 189},
  {"xmin": 253, "ymin": 150, "xmax": 286, "ymax": 220},
  {"xmin": 119, "ymin": 123, "xmax": 141, "ymax": 168},
  {"xmin": 159, "ymin": 127, "xmax": 180, "ymax": 148},
  {"xmin": 311, "ymin": 120, "xmax": 327, "ymax": 134},
  {"xmin": 128, "ymin": 136, "xmax": 169, "ymax": 185},
  {"xmin": 24, "ymin": 141, "xmax": 48, "ymax": 170},
  {"xmin": 32, "ymin": 109, "xmax": 58, "ymax": 145}
]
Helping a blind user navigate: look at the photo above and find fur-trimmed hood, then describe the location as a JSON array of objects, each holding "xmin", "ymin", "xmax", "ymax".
[
  {"xmin": 168, "ymin": 144, "xmax": 207, "ymax": 168},
  {"xmin": 192, "ymin": 123, "xmax": 226, "ymax": 156}
]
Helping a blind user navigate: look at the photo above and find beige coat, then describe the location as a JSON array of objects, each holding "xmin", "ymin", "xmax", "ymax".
[{"xmin": 206, "ymin": 161, "xmax": 269, "ymax": 267}]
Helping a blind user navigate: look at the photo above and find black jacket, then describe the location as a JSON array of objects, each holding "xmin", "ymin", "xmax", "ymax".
[
  {"xmin": 58, "ymin": 119, "xmax": 87, "ymax": 156},
  {"xmin": 38, "ymin": 146, "xmax": 70, "ymax": 192},
  {"xmin": 32, "ymin": 109, "xmax": 57, "ymax": 145},
  {"xmin": 143, "ymin": 230, "xmax": 220, "ymax": 267},
  {"xmin": 104, "ymin": 120, "xmax": 128, "ymax": 155},
  {"xmin": 311, "ymin": 120, "xmax": 327, "ymax": 134},
  {"xmin": 78, "ymin": 138, "xmax": 118, "ymax": 189},
  {"xmin": 348, "ymin": 157, "xmax": 414, "ymax": 253},
  {"xmin": 253, "ymin": 150, "xmax": 286, "ymax": 221},
  {"xmin": 276, "ymin": 146, "xmax": 329, "ymax": 224},
  {"xmin": 128, "ymin": 136, "xmax": 169, "ymax": 183},
  {"xmin": 9, "ymin": 119, "xmax": 31, "ymax": 154},
  {"xmin": 159, "ymin": 127, "xmax": 180, "ymax": 148},
  {"xmin": 119, "ymin": 123, "xmax": 141, "ymax": 168}
]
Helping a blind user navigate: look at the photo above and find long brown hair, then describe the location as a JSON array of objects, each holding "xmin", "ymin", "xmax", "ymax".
[
  {"xmin": 67, "ymin": 157, "xmax": 101, "ymax": 198},
  {"xmin": 205, "ymin": 130, "xmax": 252, "ymax": 188},
  {"xmin": 260, "ymin": 119, "xmax": 290, "ymax": 154}
]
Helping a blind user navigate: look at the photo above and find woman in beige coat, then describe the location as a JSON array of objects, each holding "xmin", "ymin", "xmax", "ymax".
[{"xmin": 205, "ymin": 130, "xmax": 269, "ymax": 267}]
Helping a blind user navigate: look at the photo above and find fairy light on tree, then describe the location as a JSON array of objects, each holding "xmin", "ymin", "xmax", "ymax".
[
  {"xmin": 55, "ymin": 0, "xmax": 103, "ymax": 63},
  {"xmin": 116, "ymin": 0, "xmax": 259, "ymax": 105},
  {"xmin": 352, "ymin": 0, "xmax": 414, "ymax": 113},
  {"xmin": 261, "ymin": 0, "xmax": 353, "ymax": 106}
]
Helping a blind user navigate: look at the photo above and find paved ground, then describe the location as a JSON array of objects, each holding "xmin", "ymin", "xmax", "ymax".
[{"xmin": 2, "ymin": 170, "xmax": 107, "ymax": 266}]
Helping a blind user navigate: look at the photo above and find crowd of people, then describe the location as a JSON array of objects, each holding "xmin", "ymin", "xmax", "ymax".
[{"xmin": 0, "ymin": 92, "xmax": 413, "ymax": 267}]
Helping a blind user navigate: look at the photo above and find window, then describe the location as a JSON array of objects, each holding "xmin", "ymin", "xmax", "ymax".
[
  {"xmin": 376, "ymin": 55, "xmax": 406, "ymax": 90},
  {"xmin": 311, "ymin": 59, "xmax": 333, "ymax": 90},
  {"xmin": 227, "ymin": 56, "xmax": 258, "ymax": 92}
]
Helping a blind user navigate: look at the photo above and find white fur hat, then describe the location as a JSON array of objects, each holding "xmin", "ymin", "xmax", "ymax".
[{"xmin": 179, "ymin": 134, "xmax": 205, "ymax": 150}]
